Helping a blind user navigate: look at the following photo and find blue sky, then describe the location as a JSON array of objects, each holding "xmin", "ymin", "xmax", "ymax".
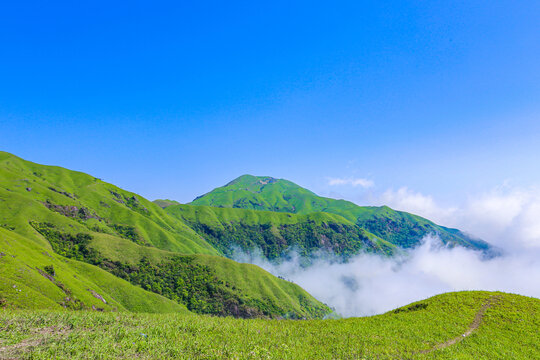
[{"xmin": 1, "ymin": 1, "xmax": 540, "ymax": 206}]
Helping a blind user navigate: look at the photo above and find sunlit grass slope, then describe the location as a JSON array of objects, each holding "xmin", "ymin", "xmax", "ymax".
[
  {"xmin": 0, "ymin": 228, "xmax": 187, "ymax": 313},
  {"xmin": 189, "ymin": 174, "xmax": 491, "ymax": 251},
  {"xmin": 0, "ymin": 152, "xmax": 329, "ymax": 318},
  {"xmin": 165, "ymin": 204, "xmax": 396, "ymax": 259},
  {"xmin": 0, "ymin": 291, "xmax": 537, "ymax": 359},
  {"xmin": 0, "ymin": 151, "xmax": 217, "ymax": 255}
]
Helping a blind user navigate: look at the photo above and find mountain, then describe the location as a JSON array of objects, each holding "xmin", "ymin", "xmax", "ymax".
[
  {"xmin": 189, "ymin": 174, "xmax": 490, "ymax": 252},
  {"xmin": 0, "ymin": 152, "xmax": 329, "ymax": 318},
  {"xmin": 191, "ymin": 174, "xmax": 322, "ymax": 213}
]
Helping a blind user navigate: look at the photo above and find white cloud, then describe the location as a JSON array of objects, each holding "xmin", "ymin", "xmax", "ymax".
[
  {"xmin": 328, "ymin": 177, "xmax": 374, "ymax": 188},
  {"xmin": 459, "ymin": 187, "xmax": 540, "ymax": 250},
  {"xmin": 234, "ymin": 236, "xmax": 540, "ymax": 317},
  {"xmin": 374, "ymin": 185, "xmax": 540, "ymax": 250},
  {"xmin": 378, "ymin": 187, "xmax": 458, "ymax": 224}
]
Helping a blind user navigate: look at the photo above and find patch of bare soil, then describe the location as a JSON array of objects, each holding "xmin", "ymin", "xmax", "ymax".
[{"xmin": 0, "ymin": 326, "xmax": 71, "ymax": 359}]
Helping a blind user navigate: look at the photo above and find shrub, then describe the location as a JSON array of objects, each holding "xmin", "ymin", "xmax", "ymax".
[{"xmin": 44, "ymin": 265, "xmax": 55, "ymax": 277}]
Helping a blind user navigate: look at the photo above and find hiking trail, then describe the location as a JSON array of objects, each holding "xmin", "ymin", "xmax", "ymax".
[{"xmin": 418, "ymin": 295, "xmax": 501, "ymax": 354}]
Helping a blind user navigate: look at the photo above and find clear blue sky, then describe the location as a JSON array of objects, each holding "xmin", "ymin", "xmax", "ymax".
[{"xmin": 1, "ymin": 1, "xmax": 540, "ymax": 204}]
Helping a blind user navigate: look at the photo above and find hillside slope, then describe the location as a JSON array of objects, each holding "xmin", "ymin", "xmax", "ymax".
[
  {"xmin": 1, "ymin": 291, "xmax": 538, "ymax": 359},
  {"xmin": 0, "ymin": 227, "xmax": 188, "ymax": 313},
  {"xmin": 165, "ymin": 204, "xmax": 396, "ymax": 259},
  {"xmin": 190, "ymin": 174, "xmax": 490, "ymax": 251},
  {"xmin": 0, "ymin": 152, "xmax": 329, "ymax": 318},
  {"xmin": 0, "ymin": 151, "xmax": 217, "ymax": 255}
]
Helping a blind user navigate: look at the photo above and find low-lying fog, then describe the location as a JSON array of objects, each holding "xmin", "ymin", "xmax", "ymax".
[{"xmin": 234, "ymin": 237, "xmax": 540, "ymax": 317}]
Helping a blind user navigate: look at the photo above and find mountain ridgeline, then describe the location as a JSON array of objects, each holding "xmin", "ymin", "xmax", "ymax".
[{"xmin": 171, "ymin": 174, "xmax": 490, "ymax": 259}]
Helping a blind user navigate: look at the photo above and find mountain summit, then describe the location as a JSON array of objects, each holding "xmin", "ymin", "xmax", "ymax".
[
  {"xmin": 189, "ymin": 174, "xmax": 491, "ymax": 252},
  {"xmin": 191, "ymin": 174, "xmax": 318, "ymax": 213}
]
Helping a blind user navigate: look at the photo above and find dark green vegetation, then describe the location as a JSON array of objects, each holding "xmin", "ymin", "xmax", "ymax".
[
  {"xmin": 179, "ymin": 174, "xmax": 491, "ymax": 259},
  {"xmin": 0, "ymin": 152, "xmax": 328, "ymax": 318},
  {"xmin": 27, "ymin": 221, "xmax": 324, "ymax": 318},
  {"xmin": 1, "ymin": 291, "xmax": 538, "ymax": 359},
  {"xmin": 167, "ymin": 204, "xmax": 395, "ymax": 260}
]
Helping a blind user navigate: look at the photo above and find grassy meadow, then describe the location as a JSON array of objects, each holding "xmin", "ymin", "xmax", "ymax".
[{"xmin": 1, "ymin": 291, "xmax": 538, "ymax": 359}]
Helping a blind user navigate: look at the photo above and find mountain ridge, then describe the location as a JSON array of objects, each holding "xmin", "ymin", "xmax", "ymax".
[{"xmin": 185, "ymin": 174, "xmax": 491, "ymax": 253}]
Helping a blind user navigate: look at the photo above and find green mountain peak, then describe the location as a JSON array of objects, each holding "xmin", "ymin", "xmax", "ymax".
[
  {"xmin": 190, "ymin": 175, "xmax": 492, "ymax": 252},
  {"xmin": 224, "ymin": 174, "xmax": 302, "ymax": 190},
  {"xmin": 190, "ymin": 175, "xmax": 318, "ymax": 213}
]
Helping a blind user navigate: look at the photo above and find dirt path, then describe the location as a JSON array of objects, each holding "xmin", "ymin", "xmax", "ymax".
[{"xmin": 418, "ymin": 295, "xmax": 501, "ymax": 354}]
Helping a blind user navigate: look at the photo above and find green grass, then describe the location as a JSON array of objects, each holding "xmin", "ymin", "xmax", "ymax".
[
  {"xmin": 0, "ymin": 291, "xmax": 537, "ymax": 359},
  {"xmin": 0, "ymin": 151, "xmax": 218, "ymax": 255},
  {"xmin": 0, "ymin": 228, "xmax": 187, "ymax": 314},
  {"xmin": 188, "ymin": 174, "xmax": 492, "ymax": 252}
]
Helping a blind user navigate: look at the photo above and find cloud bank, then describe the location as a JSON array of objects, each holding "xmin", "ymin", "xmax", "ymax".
[{"xmin": 235, "ymin": 237, "xmax": 540, "ymax": 317}]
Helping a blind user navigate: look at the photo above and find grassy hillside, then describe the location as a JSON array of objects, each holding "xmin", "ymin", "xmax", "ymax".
[
  {"xmin": 0, "ymin": 151, "xmax": 217, "ymax": 255},
  {"xmin": 190, "ymin": 174, "xmax": 491, "ymax": 252},
  {"xmin": 0, "ymin": 228, "xmax": 188, "ymax": 314},
  {"xmin": 1, "ymin": 291, "xmax": 537, "ymax": 359},
  {"xmin": 165, "ymin": 204, "xmax": 396, "ymax": 259},
  {"xmin": 0, "ymin": 152, "xmax": 329, "ymax": 318}
]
